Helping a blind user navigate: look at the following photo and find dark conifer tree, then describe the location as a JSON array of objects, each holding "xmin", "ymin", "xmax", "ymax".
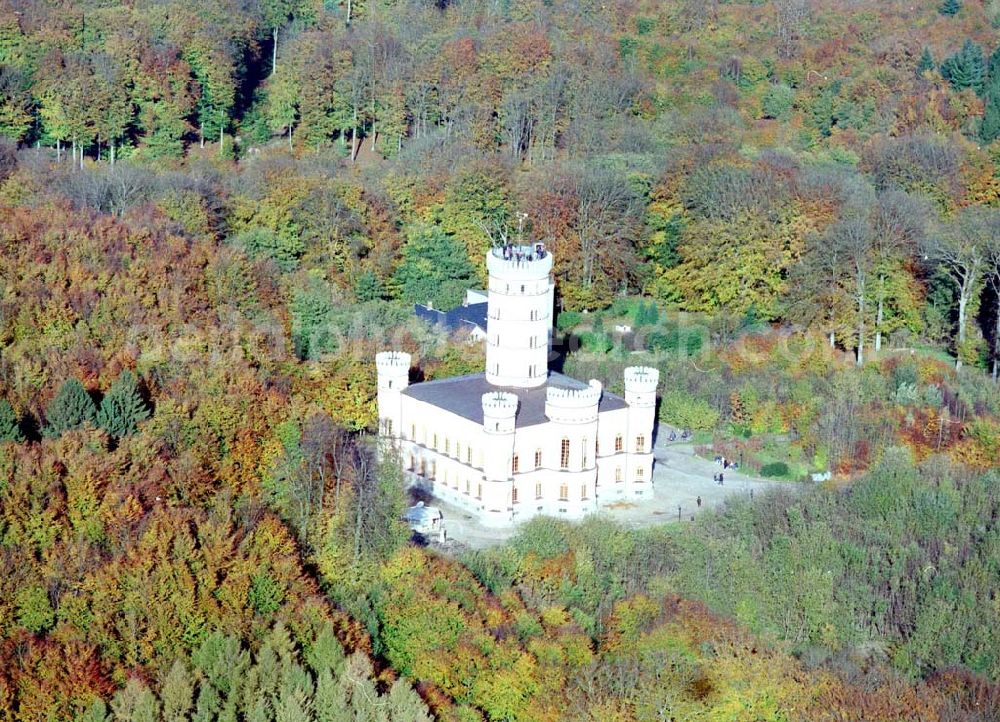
[
  {"xmin": 917, "ymin": 47, "xmax": 935, "ymax": 76},
  {"xmin": 43, "ymin": 379, "xmax": 95, "ymax": 437},
  {"xmin": 940, "ymin": 39, "xmax": 985, "ymax": 94},
  {"xmin": 938, "ymin": 0, "xmax": 961, "ymax": 15},
  {"xmin": 0, "ymin": 399, "xmax": 22, "ymax": 442},
  {"xmin": 95, "ymin": 370, "xmax": 149, "ymax": 438}
]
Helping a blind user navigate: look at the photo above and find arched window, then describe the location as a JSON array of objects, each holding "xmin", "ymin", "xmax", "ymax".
[
  {"xmin": 560, "ymin": 438, "xmax": 570, "ymax": 469},
  {"xmin": 559, "ymin": 483, "xmax": 569, "ymax": 501},
  {"xmin": 614, "ymin": 434, "xmax": 623, "ymax": 452},
  {"xmin": 512, "ymin": 454, "xmax": 520, "ymax": 474},
  {"xmin": 534, "ymin": 449, "xmax": 542, "ymax": 469},
  {"xmin": 635, "ymin": 434, "xmax": 645, "ymax": 453}
]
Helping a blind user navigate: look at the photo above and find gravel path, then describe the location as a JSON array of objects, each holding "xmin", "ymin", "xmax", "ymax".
[{"xmin": 425, "ymin": 438, "xmax": 790, "ymax": 551}]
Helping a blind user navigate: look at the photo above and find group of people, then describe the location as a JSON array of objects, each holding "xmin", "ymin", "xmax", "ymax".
[
  {"xmin": 713, "ymin": 455, "xmax": 738, "ymax": 470},
  {"xmin": 712, "ymin": 454, "xmax": 735, "ymax": 485},
  {"xmin": 499, "ymin": 242, "xmax": 546, "ymax": 262}
]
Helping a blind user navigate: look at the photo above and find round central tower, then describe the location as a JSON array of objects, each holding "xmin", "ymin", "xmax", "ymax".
[{"xmin": 485, "ymin": 244, "xmax": 554, "ymax": 388}]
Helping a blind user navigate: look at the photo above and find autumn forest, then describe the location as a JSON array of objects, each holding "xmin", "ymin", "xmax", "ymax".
[{"xmin": 2, "ymin": 0, "xmax": 1000, "ymax": 719}]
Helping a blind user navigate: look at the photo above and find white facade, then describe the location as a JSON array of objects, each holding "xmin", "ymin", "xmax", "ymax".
[
  {"xmin": 377, "ymin": 245, "xmax": 659, "ymax": 527},
  {"xmin": 485, "ymin": 246, "xmax": 554, "ymax": 387}
]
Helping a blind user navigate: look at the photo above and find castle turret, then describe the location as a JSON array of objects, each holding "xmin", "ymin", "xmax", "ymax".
[
  {"xmin": 544, "ymin": 381, "xmax": 601, "ymax": 514},
  {"xmin": 480, "ymin": 391, "xmax": 518, "ymax": 526},
  {"xmin": 375, "ymin": 351, "xmax": 411, "ymax": 438},
  {"xmin": 544, "ymin": 380, "xmax": 602, "ymax": 425},
  {"xmin": 485, "ymin": 245, "xmax": 554, "ymax": 388},
  {"xmin": 624, "ymin": 366, "xmax": 659, "ymax": 492}
]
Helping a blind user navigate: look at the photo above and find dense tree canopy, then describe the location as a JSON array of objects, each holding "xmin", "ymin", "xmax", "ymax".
[{"xmin": 4, "ymin": 0, "xmax": 1000, "ymax": 719}]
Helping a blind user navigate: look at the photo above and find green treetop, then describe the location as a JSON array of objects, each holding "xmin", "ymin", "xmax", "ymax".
[
  {"xmin": 917, "ymin": 47, "xmax": 935, "ymax": 76},
  {"xmin": 393, "ymin": 224, "xmax": 476, "ymax": 309},
  {"xmin": 938, "ymin": 0, "xmax": 961, "ymax": 16},
  {"xmin": 96, "ymin": 370, "xmax": 149, "ymax": 438},
  {"xmin": 44, "ymin": 379, "xmax": 95, "ymax": 437},
  {"xmin": 0, "ymin": 399, "xmax": 22, "ymax": 442},
  {"xmin": 940, "ymin": 39, "xmax": 985, "ymax": 94}
]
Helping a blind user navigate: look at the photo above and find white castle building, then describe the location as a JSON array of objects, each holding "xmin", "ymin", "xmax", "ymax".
[{"xmin": 376, "ymin": 244, "xmax": 659, "ymax": 527}]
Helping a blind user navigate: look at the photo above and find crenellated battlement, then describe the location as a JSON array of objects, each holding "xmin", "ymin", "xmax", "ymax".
[
  {"xmin": 482, "ymin": 391, "xmax": 519, "ymax": 417},
  {"xmin": 624, "ymin": 366, "xmax": 659, "ymax": 393},
  {"xmin": 486, "ymin": 244, "xmax": 553, "ymax": 280},
  {"xmin": 482, "ymin": 391, "xmax": 518, "ymax": 435},
  {"xmin": 545, "ymin": 380, "xmax": 601, "ymax": 424},
  {"xmin": 546, "ymin": 380, "xmax": 602, "ymax": 408},
  {"xmin": 376, "ymin": 351, "xmax": 412, "ymax": 374}
]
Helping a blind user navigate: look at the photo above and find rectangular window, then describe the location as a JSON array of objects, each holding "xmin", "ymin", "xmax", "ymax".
[
  {"xmin": 465, "ymin": 479, "xmax": 470, "ymax": 495},
  {"xmin": 430, "ymin": 461, "xmax": 436, "ymax": 480},
  {"xmin": 635, "ymin": 435, "xmax": 645, "ymax": 453},
  {"xmin": 615, "ymin": 466, "xmax": 623, "ymax": 483},
  {"xmin": 433, "ymin": 433, "xmax": 438, "ymax": 450},
  {"xmin": 411, "ymin": 423, "xmax": 416, "ymax": 440},
  {"xmin": 560, "ymin": 439, "xmax": 570, "ymax": 469},
  {"xmin": 476, "ymin": 483, "xmax": 482, "ymax": 500},
  {"xmin": 559, "ymin": 483, "xmax": 568, "ymax": 501},
  {"xmin": 581, "ymin": 438, "xmax": 587, "ymax": 467},
  {"xmin": 456, "ymin": 442, "xmax": 462, "ymax": 459},
  {"xmin": 467, "ymin": 447, "xmax": 472, "ymax": 464},
  {"xmin": 535, "ymin": 482, "xmax": 542, "ymax": 499},
  {"xmin": 512, "ymin": 454, "xmax": 520, "ymax": 474},
  {"xmin": 445, "ymin": 438, "xmax": 450, "ymax": 455},
  {"xmin": 512, "ymin": 486, "xmax": 519, "ymax": 504},
  {"xmin": 615, "ymin": 435, "xmax": 623, "ymax": 452},
  {"xmin": 580, "ymin": 484, "xmax": 587, "ymax": 500},
  {"xmin": 534, "ymin": 449, "xmax": 542, "ymax": 469},
  {"xmin": 636, "ymin": 467, "xmax": 645, "ymax": 481},
  {"xmin": 385, "ymin": 419, "xmax": 393, "ymax": 436}
]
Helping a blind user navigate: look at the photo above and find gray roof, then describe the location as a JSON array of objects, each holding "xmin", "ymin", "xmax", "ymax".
[
  {"xmin": 414, "ymin": 302, "xmax": 487, "ymax": 334},
  {"xmin": 402, "ymin": 372, "xmax": 628, "ymax": 428}
]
